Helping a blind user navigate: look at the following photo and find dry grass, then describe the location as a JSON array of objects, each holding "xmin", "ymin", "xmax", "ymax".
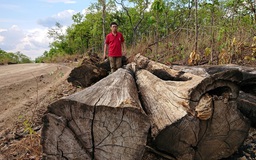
[
  {"xmin": 127, "ymin": 30, "xmax": 256, "ymax": 66},
  {"xmin": 1, "ymin": 133, "xmax": 42, "ymax": 160}
]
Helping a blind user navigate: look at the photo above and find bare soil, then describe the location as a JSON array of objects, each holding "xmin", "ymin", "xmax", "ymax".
[{"xmin": 0, "ymin": 63, "xmax": 82, "ymax": 159}]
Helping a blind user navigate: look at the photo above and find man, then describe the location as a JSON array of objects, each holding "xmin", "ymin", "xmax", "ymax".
[{"xmin": 103, "ymin": 22, "xmax": 126, "ymax": 73}]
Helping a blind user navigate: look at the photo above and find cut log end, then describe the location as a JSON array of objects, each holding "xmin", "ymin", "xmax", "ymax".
[
  {"xmin": 150, "ymin": 94, "xmax": 249, "ymax": 160},
  {"xmin": 42, "ymin": 103, "xmax": 150, "ymax": 159},
  {"xmin": 42, "ymin": 69, "xmax": 150, "ymax": 160},
  {"xmin": 134, "ymin": 55, "xmax": 251, "ymax": 160}
]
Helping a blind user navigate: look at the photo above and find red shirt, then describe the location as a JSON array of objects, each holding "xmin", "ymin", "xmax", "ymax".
[{"xmin": 105, "ymin": 32, "xmax": 124, "ymax": 57}]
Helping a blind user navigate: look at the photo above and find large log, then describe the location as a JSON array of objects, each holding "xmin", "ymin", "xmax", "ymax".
[
  {"xmin": 134, "ymin": 54, "xmax": 250, "ymax": 160},
  {"xmin": 67, "ymin": 54, "xmax": 109, "ymax": 87},
  {"xmin": 172, "ymin": 64, "xmax": 256, "ymax": 126},
  {"xmin": 41, "ymin": 68, "xmax": 150, "ymax": 160},
  {"xmin": 67, "ymin": 55, "xmax": 128, "ymax": 88},
  {"xmin": 238, "ymin": 91, "xmax": 256, "ymax": 127}
]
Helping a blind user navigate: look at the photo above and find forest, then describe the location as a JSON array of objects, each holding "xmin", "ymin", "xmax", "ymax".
[{"xmin": 34, "ymin": 0, "xmax": 255, "ymax": 65}]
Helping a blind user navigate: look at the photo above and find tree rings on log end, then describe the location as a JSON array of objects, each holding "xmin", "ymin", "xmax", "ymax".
[
  {"xmin": 135, "ymin": 65, "xmax": 250, "ymax": 160},
  {"xmin": 42, "ymin": 69, "xmax": 150, "ymax": 160}
]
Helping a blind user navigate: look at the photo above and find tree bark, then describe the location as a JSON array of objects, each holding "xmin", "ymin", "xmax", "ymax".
[
  {"xmin": 67, "ymin": 54, "xmax": 109, "ymax": 87},
  {"xmin": 67, "ymin": 54, "xmax": 127, "ymax": 87},
  {"xmin": 42, "ymin": 53, "xmax": 254, "ymax": 160},
  {"xmin": 195, "ymin": 0, "xmax": 198, "ymax": 54},
  {"xmin": 99, "ymin": 0, "xmax": 106, "ymax": 52},
  {"xmin": 134, "ymin": 54, "xmax": 250, "ymax": 160},
  {"xmin": 42, "ymin": 68, "xmax": 150, "ymax": 160}
]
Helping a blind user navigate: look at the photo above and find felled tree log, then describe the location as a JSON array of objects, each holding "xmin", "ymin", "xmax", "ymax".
[
  {"xmin": 172, "ymin": 64, "xmax": 256, "ymax": 126},
  {"xmin": 67, "ymin": 54, "xmax": 109, "ymax": 87},
  {"xmin": 134, "ymin": 54, "xmax": 250, "ymax": 160},
  {"xmin": 67, "ymin": 54, "xmax": 128, "ymax": 88},
  {"xmin": 238, "ymin": 91, "xmax": 256, "ymax": 127},
  {"xmin": 42, "ymin": 68, "xmax": 150, "ymax": 160},
  {"xmin": 172, "ymin": 64, "xmax": 256, "ymax": 83}
]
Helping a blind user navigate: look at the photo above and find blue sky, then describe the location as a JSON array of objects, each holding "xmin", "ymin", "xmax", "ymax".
[{"xmin": 0, "ymin": 0, "xmax": 94, "ymax": 60}]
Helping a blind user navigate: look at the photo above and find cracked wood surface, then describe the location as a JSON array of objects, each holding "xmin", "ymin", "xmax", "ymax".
[
  {"xmin": 134, "ymin": 54, "xmax": 250, "ymax": 160},
  {"xmin": 195, "ymin": 100, "xmax": 249, "ymax": 160},
  {"xmin": 238, "ymin": 91, "xmax": 256, "ymax": 127},
  {"xmin": 172, "ymin": 64, "xmax": 256, "ymax": 128},
  {"xmin": 41, "ymin": 54, "xmax": 254, "ymax": 160},
  {"xmin": 42, "ymin": 68, "xmax": 150, "ymax": 160}
]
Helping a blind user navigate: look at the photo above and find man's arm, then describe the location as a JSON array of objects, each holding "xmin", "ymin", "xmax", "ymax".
[
  {"xmin": 122, "ymin": 42, "xmax": 126, "ymax": 56},
  {"xmin": 103, "ymin": 43, "xmax": 108, "ymax": 60}
]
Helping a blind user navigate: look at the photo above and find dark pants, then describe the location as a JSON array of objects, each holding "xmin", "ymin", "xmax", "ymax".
[{"xmin": 109, "ymin": 56, "xmax": 122, "ymax": 73}]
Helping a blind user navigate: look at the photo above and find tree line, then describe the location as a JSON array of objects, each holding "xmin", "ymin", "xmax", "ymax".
[
  {"xmin": 0, "ymin": 49, "xmax": 32, "ymax": 65},
  {"xmin": 36, "ymin": 0, "xmax": 256, "ymax": 65}
]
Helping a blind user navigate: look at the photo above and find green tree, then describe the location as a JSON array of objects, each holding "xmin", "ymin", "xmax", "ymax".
[
  {"xmin": 152, "ymin": 0, "xmax": 165, "ymax": 54},
  {"xmin": 38, "ymin": 0, "xmax": 256, "ymax": 65},
  {"xmin": 0, "ymin": 49, "xmax": 31, "ymax": 64},
  {"xmin": 99, "ymin": 0, "xmax": 107, "ymax": 52},
  {"xmin": 16, "ymin": 51, "xmax": 32, "ymax": 63},
  {"xmin": 114, "ymin": 0, "xmax": 150, "ymax": 45}
]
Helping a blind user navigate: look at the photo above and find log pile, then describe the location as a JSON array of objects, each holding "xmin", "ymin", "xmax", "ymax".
[{"xmin": 42, "ymin": 54, "xmax": 256, "ymax": 160}]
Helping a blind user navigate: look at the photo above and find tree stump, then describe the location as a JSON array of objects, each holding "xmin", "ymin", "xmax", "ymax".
[
  {"xmin": 134, "ymin": 54, "xmax": 250, "ymax": 160},
  {"xmin": 67, "ymin": 55, "xmax": 128, "ymax": 88},
  {"xmin": 42, "ymin": 68, "xmax": 150, "ymax": 160},
  {"xmin": 67, "ymin": 54, "xmax": 109, "ymax": 87}
]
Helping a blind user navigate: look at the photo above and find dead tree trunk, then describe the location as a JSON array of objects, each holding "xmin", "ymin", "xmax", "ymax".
[
  {"xmin": 67, "ymin": 54, "xmax": 109, "ymax": 87},
  {"xmin": 134, "ymin": 54, "xmax": 250, "ymax": 160},
  {"xmin": 42, "ymin": 68, "xmax": 150, "ymax": 160},
  {"xmin": 67, "ymin": 55, "xmax": 127, "ymax": 88},
  {"xmin": 172, "ymin": 64, "xmax": 256, "ymax": 127},
  {"xmin": 238, "ymin": 91, "xmax": 256, "ymax": 127}
]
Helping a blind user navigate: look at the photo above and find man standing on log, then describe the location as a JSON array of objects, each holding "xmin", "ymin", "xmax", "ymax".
[{"xmin": 103, "ymin": 22, "xmax": 126, "ymax": 73}]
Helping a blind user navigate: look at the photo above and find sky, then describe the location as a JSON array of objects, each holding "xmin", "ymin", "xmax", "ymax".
[{"xmin": 0, "ymin": 0, "xmax": 95, "ymax": 60}]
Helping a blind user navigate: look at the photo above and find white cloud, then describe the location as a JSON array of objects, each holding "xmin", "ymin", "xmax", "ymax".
[
  {"xmin": 37, "ymin": 10, "xmax": 76, "ymax": 27},
  {"xmin": 0, "ymin": 28, "xmax": 7, "ymax": 32},
  {"xmin": 0, "ymin": 28, "xmax": 6, "ymax": 43},
  {"xmin": 0, "ymin": 36, "xmax": 4, "ymax": 43},
  {"xmin": 55, "ymin": 9, "xmax": 76, "ymax": 19},
  {"xmin": 16, "ymin": 28, "xmax": 53, "ymax": 59},
  {"xmin": 0, "ymin": 9, "xmax": 82, "ymax": 60},
  {"xmin": 46, "ymin": 0, "xmax": 76, "ymax": 4},
  {"xmin": 17, "ymin": 28, "xmax": 51, "ymax": 50},
  {"xmin": 0, "ymin": 25, "xmax": 25, "ymax": 50},
  {"xmin": 0, "ymin": 25, "xmax": 52, "ymax": 60},
  {"xmin": 10, "ymin": 25, "xmax": 20, "ymax": 31}
]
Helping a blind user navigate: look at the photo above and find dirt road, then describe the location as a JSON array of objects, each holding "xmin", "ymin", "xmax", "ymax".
[{"xmin": 0, "ymin": 63, "xmax": 72, "ymax": 137}]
